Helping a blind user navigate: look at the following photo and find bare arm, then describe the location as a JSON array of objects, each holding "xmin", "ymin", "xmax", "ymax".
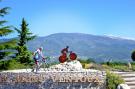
[
  {"xmin": 33, "ymin": 50, "xmax": 37, "ymax": 56},
  {"xmin": 40, "ymin": 51, "xmax": 44, "ymax": 58}
]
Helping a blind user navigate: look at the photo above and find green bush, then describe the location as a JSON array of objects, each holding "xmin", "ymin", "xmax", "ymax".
[
  {"xmin": 106, "ymin": 71, "xmax": 125, "ymax": 89},
  {"xmin": 131, "ymin": 62, "xmax": 135, "ymax": 65},
  {"xmin": 0, "ymin": 59, "xmax": 26, "ymax": 71},
  {"xmin": 78, "ymin": 59, "xmax": 91, "ymax": 69},
  {"xmin": 0, "ymin": 60, "xmax": 9, "ymax": 70},
  {"xmin": 78, "ymin": 58, "xmax": 95, "ymax": 64},
  {"xmin": 7, "ymin": 59, "xmax": 26, "ymax": 70},
  {"xmin": 131, "ymin": 63, "xmax": 135, "ymax": 71}
]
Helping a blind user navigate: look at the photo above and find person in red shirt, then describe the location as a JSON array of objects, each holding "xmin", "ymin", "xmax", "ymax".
[{"xmin": 61, "ymin": 46, "xmax": 69, "ymax": 55}]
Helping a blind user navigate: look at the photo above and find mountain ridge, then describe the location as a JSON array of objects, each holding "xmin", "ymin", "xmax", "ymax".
[
  {"xmin": 1, "ymin": 33, "xmax": 135, "ymax": 62},
  {"xmin": 27, "ymin": 33, "xmax": 135, "ymax": 62}
]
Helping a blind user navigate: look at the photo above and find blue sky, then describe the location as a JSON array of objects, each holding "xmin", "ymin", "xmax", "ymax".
[{"xmin": 1, "ymin": 0, "xmax": 135, "ymax": 38}]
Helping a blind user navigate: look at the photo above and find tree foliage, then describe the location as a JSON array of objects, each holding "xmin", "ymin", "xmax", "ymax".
[
  {"xmin": 0, "ymin": 7, "xmax": 10, "ymax": 17},
  {"xmin": 131, "ymin": 50, "xmax": 135, "ymax": 61},
  {"xmin": 15, "ymin": 18, "xmax": 36, "ymax": 63},
  {"xmin": 0, "ymin": 1, "xmax": 16, "ymax": 60},
  {"xmin": 15, "ymin": 18, "xmax": 36, "ymax": 47}
]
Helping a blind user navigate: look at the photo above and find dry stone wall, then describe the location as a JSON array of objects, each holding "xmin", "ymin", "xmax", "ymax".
[{"xmin": 0, "ymin": 61, "xmax": 106, "ymax": 89}]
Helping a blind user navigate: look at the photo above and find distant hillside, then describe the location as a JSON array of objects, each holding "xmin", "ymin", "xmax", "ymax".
[{"xmin": 27, "ymin": 33, "xmax": 135, "ymax": 62}]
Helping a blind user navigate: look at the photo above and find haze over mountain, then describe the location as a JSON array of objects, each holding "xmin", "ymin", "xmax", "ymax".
[{"xmin": 27, "ymin": 33, "xmax": 135, "ymax": 62}]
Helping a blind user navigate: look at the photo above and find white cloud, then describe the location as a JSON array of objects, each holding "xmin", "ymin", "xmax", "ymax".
[{"xmin": 104, "ymin": 34, "xmax": 135, "ymax": 41}]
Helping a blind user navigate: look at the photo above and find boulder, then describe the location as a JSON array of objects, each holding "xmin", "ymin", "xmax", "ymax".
[
  {"xmin": 45, "ymin": 60, "xmax": 83, "ymax": 71},
  {"xmin": 117, "ymin": 84, "xmax": 130, "ymax": 89}
]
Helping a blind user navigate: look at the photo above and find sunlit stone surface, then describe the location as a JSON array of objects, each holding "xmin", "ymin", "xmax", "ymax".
[{"xmin": 0, "ymin": 60, "xmax": 106, "ymax": 89}]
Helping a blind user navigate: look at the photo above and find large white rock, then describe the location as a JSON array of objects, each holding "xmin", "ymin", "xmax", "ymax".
[
  {"xmin": 117, "ymin": 84, "xmax": 130, "ymax": 89},
  {"xmin": 45, "ymin": 60, "xmax": 83, "ymax": 71},
  {"xmin": 66, "ymin": 60, "xmax": 83, "ymax": 70}
]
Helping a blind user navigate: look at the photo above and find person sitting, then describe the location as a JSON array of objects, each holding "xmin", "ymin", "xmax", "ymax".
[{"xmin": 61, "ymin": 46, "xmax": 69, "ymax": 55}]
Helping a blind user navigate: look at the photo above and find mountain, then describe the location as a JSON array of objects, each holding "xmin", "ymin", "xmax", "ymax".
[{"xmin": 27, "ymin": 33, "xmax": 135, "ymax": 62}]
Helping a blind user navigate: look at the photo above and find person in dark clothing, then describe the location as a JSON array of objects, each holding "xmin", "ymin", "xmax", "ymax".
[{"xmin": 61, "ymin": 46, "xmax": 69, "ymax": 55}]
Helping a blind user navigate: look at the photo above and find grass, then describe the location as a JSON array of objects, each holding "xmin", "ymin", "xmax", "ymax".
[
  {"xmin": 105, "ymin": 62, "xmax": 135, "ymax": 71},
  {"xmin": 79, "ymin": 59, "xmax": 135, "ymax": 72},
  {"xmin": 101, "ymin": 62, "xmax": 135, "ymax": 72}
]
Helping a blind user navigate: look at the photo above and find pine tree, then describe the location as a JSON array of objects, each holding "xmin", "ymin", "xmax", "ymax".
[
  {"xmin": 0, "ymin": 1, "xmax": 16, "ymax": 60},
  {"xmin": 15, "ymin": 18, "xmax": 36, "ymax": 63}
]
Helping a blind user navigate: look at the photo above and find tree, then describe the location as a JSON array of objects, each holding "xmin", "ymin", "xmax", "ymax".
[
  {"xmin": 0, "ymin": 1, "xmax": 16, "ymax": 60},
  {"xmin": 15, "ymin": 18, "xmax": 36, "ymax": 63},
  {"xmin": 131, "ymin": 50, "xmax": 135, "ymax": 61}
]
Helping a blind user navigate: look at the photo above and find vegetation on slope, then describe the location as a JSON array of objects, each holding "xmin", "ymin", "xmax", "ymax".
[{"xmin": 106, "ymin": 71, "xmax": 125, "ymax": 89}]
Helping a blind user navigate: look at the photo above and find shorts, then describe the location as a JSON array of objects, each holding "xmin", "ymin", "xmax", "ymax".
[
  {"xmin": 34, "ymin": 58, "xmax": 39, "ymax": 65},
  {"xmin": 35, "ymin": 60, "xmax": 39, "ymax": 64}
]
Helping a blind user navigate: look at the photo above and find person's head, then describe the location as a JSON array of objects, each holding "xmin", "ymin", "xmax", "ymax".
[
  {"xmin": 66, "ymin": 46, "xmax": 69, "ymax": 48},
  {"xmin": 39, "ymin": 47, "xmax": 43, "ymax": 51}
]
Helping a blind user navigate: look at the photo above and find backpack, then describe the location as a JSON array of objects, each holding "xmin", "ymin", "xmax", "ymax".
[{"xmin": 34, "ymin": 52, "xmax": 40, "ymax": 60}]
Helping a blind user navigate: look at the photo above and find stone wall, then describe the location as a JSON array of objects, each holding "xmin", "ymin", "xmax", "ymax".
[{"xmin": 0, "ymin": 71, "xmax": 106, "ymax": 89}]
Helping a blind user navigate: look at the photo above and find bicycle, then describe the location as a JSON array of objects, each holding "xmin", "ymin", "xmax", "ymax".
[
  {"xmin": 59, "ymin": 51, "xmax": 77, "ymax": 63},
  {"xmin": 26, "ymin": 56, "xmax": 50, "ymax": 73}
]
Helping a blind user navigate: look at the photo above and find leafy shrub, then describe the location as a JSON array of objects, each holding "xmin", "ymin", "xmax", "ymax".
[
  {"xmin": 0, "ymin": 60, "xmax": 9, "ymax": 70},
  {"xmin": 0, "ymin": 59, "xmax": 26, "ymax": 70},
  {"xmin": 131, "ymin": 62, "xmax": 135, "ymax": 65},
  {"xmin": 78, "ymin": 58, "xmax": 95, "ymax": 64},
  {"xmin": 87, "ymin": 58, "xmax": 96, "ymax": 63},
  {"xmin": 79, "ymin": 60, "xmax": 91, "ymax": 69},
  {"xmin": 132, "ymin": 66, "xmax": 135, "ymax": 71},
  {"xmin": 131, "ymin": 62, "xmax": 135, "ymax": 71},
  {"xmin": 106, "ymin": 71, "xmax": 125, "ymax": 89},
  {"xmin": 7, "ymin": 59, "xmax": 26, "ymax": 70}
]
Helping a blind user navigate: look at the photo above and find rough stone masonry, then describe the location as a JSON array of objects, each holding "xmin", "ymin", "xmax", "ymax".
[{"xmin": 0, "ymin": 60, "xmax": 106, "ymax": 89}]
